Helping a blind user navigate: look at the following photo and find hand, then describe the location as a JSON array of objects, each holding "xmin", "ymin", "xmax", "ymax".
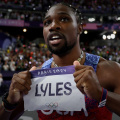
[
  {"xmin": 7, "ymin": 66, "xmax": 37, "ymax": 104},
  {"xmin": 73, "ymin": 61, "xmax": 102, "ymax": 101}
]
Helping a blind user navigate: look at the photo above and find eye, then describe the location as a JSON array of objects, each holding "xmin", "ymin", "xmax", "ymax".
[
  {"xmin": 43, "ymin": 20, "xmax": 51, "ymax": 26},
  {"xmin": 60, "ymin": 17, "xmax": 69, "ymax": 22}
]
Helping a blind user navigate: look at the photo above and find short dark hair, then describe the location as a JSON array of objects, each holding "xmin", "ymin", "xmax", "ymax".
[{"xmin": 44, "ymin": 2, "xmax": 82, "ymax": 24}]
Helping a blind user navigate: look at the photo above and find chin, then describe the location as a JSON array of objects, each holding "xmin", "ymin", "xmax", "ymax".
[
  {"xmin": 49, "ymin": 47, "xmax": 71, "ymax": 56},
  {"xmin": 48, "ymin": 41, "xmax": 76, "ymax": 56}
]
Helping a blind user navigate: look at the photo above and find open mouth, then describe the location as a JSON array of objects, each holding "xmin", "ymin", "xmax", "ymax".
[
  {"xmin": 48, "ymin": 32, "xmax": 65, "ymax": 45},
  {"xmin": 50, "ymin": 35, "xmax": 61, "ymax": 40},
  {"xmin": 49, "ymin": 35, "xmax": 62, "ymax": 44}
]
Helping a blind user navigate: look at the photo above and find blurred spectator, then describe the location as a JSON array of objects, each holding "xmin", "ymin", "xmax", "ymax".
[
  {"xmin": 3, "ymin": 53, "xmax": 9, "ymax": 61},
  {"xmin": 9, "ymin": 58, "xmax": 16, "ymax": 71},
  {"xmin": 0, "ymin": 73, "xmax": 3, "ymax": 87},
  {"xmin": 0, "ymin": 58, "xmax": 3, "ymax": 72},
  {"xmin": 3, "ymin": 60, "xmax": 9, "ymax": 71}
]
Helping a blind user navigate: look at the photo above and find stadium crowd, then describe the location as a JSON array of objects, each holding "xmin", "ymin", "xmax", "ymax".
[
  {"xmin": 0, "ymin": 39, "xmax": 120, "ymax": 72},
  {"xmin": 0, "ymin": 0, "xmax": 120, "ymax": 13},
  {"xmin": 0, "ymin": 40, "xmax": 52, "ymax": 72},
  {"xmin": 0, "ymin": 0, "xmax": 120, "ymax": 23}
]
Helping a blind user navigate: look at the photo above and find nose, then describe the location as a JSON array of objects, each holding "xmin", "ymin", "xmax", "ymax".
[{"xmin": 49, "ymin": 20, "xmax": 61, "ymax": 32}]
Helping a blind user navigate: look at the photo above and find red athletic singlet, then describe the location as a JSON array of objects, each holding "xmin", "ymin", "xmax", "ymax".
[{"xmin": 37, "ymin": 96, "xmax": 112, "ymax": 120}]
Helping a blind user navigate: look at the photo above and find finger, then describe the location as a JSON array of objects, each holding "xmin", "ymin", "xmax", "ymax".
[
  {"xmin": 76, "ymin": 77, "xmax": 85, "ymax": 94},
  {"xmin": 10, "ymin": 81, "xmax": 29, "ymax": 95},
  {"xmin": 73, "ymin": 65, "xmax": 94, "ymax": 76},
  {"xmin": 17, "ymin": 71, "xmax": 31, "ymax": 79},
  {"xmin": 17, "ymin": 71, "xmax": 31, "ymax": 85},
  {"xmin": 17, "ymin": 78, "xmax": 31, "ymax": 91},
  {"xmin": 73, "ymin": 61, "xmax": 86, "ymax": 71},
  {"xmin": 30, "ymin": 66, "xmax": 37, "ymax": 71},
  {"xmin": 73, "ymin": 60, "xmax": 80, "ymax": 66},
  {"xmin": 14, "ymin": 83, "xmax": 29, "ymax": 95},
  {"xmin": 74, "ymin": 72, "xmax": 84, "ymax": 83},
  {"xmin": 12, "ymin": 74, "xmax": 31, "ymax": 91},
  {"xmin": 73, "ymin": 68, "xmax": 86, "ymax": 77},
  {"xmin": 73, "ymin": 61, "xmax": 80, "ymax": 71},
  {"xmin": 77, "ymin": 85, "xmax": 85, "ymax": 94}
]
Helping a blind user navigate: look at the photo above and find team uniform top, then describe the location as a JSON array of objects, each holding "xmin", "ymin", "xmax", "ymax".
[{"xmin": 37, "ymin": 53, "xmax": 112, "ymax": 120}]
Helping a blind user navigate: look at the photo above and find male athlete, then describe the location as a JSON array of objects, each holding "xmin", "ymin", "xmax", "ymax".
[{"xmin": 0, "ymin": 2, "xmax": 120, "ymax": 120}]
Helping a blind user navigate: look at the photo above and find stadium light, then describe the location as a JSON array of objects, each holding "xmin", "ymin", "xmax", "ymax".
[
  {"xmin": 88, "ymin": 18, "xmax": 95, "ymax": 22},
  {"xmin": 111, "ymin": 34, "xmax": 115, "ymax": 39},
  {"xmin": 107, "ymin": 35, "xmax": 111, "ymax": 39},
  {"xmin": 23, "ymin": 28, "xmax": 27, "ymax": 32},
  {"xmin": 113, "ymin": 31, "xmax": 116, "ymax": 34},
  {"xmin": 102, "ymin": 35, "xmax": 106, "ymax": 40},
  {"xmin": 84, "ymin": 30, "xmax": 88, "ymax": 34}
]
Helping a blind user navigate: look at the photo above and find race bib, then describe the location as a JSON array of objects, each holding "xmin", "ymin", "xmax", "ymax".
[{"xmin": 24, "ymin": 65, "xmax": 87, "ymax": 114}]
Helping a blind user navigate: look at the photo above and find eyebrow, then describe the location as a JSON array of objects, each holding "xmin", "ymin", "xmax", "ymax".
[{"xmin": 44, "ymin": 12, "xmax": 71, "ymax": 21}]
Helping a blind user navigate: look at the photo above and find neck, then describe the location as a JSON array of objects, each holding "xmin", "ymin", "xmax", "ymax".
[{"xmin": 52, "ymin": 45, "xmax": 85, "ymax": 67}]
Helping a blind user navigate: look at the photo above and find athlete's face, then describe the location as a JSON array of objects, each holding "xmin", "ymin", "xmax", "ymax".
[{"xmin": 43, "ymin": 4, "xmax": 79, "ymax": 55}]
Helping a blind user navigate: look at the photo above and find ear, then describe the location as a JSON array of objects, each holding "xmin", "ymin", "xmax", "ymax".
[{"xmin": 77, "ymin": 24, "xmax": 83, "ymax": 34}]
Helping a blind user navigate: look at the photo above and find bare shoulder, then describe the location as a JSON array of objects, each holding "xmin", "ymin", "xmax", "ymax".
[
  {"xmin": 98, "ymin": 57, "xmax": 120, "ymax": 71},
  {"xmin": 96, "ymin": 57, "xmax": 120, "ymax": 92}
]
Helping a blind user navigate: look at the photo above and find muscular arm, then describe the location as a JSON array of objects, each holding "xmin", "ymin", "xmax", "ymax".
[
  {"xmin": 0, "ymin": 66, "xmax": 37, "ymax": 120},
  {"xmin": 74, "ymin": 58, "xmax": 120, "ymax": 116},
  {"xmin": 97, "ymin": 58, "xmax": 120, "ymax": 116}
]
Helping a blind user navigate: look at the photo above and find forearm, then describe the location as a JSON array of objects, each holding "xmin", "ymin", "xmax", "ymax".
[
  {"xmin": 0, "ymin": 101, "xmax": 24, "ymax": 120},
  {"xmin": 106, "ymin": 91, "xmax": 120, "ymax": 116},
  {"xmin": 0, "ymin": 104, "xmax": 12, "ymax": 120}
]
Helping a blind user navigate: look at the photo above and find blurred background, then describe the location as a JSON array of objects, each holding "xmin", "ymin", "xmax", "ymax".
[{"xmin": 0, "ymin": 0, "xmax": 120, "ymax": 120}]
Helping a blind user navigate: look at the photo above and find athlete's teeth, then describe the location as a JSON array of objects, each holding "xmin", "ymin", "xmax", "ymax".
[{"xmin": 52, "ymin": 36, "xmax": 59, "ymax": 39}]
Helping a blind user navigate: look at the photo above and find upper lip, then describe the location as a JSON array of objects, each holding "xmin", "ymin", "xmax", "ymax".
[{"xmin": 47, "ymin": 32, "xmax": 65, "ymax": 41}]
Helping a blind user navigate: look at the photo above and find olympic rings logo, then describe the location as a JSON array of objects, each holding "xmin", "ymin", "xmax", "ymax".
[{"xmin": 45, "ymin": 102, "xmax": 58, "ymax": 108}]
